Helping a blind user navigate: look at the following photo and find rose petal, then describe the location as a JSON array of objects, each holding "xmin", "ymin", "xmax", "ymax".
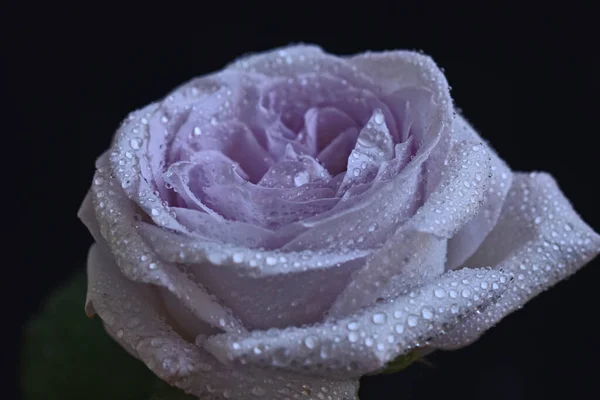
[
  {"xmin": 139, "ymin": 222, "xmax": 369, "ymax": 330},
  {"xmin": 259, "ymin": 73, "xmax": 397, "ymax": 143},
  {"xmin": 432, "ymin": 172, "xmax": 600, "ymax": 349},
  {"xmin": 88, "ymin": 154, "xmax": 244, "ymax": 332},
  {"xmin": 272, "ymin": 51, "xmax": 455, "ymax": 253},
  {"xmin": 329, "ymin": 230, "xmax": 447, "ymax": 317},
  {"xmin": 163, "ymin": 158, "xmax": 234, "ymax": 218},
  {"xmin": 258, "ymin": 149, "xmax": 331, "ymax": 189},
  {"xmin": 406, "ymin": 139, "xmax": 492, "ymax": 239},
  {"xmin": 171, "ymin": 207, "xmax": 282, "ymax": 249},
  {"xmin": 77, "ymin": 189, "xmax": 104, "ymax": 249},
  {"xmin": 445, "ymin": 115, "xmax": 513, "ymax": 269},
  {"xmin": 328, "ymin": 138, "xmax": 494, "ymax": 316},
  {"xmin": 109, "ymin": 104, "xmax": 189, "ymax": 233},
  {"xmin": 301, "ymin": 106, "xmax": 357, "ymax": 153},
  {"xmin": 86, "ymin": 243, "xmax": 359, "ymax": 399},
  {"xmin": 349, "ymin": 51, "xmax": 455, "ymax": 198},
  {"xmin": 317, "ymin": 127, "xmax": 360, "ymax": 175},
  {"xmin": 230, "ymin": 44, "xmax": 377, "ymax": 93},
  {"xmin": 172, "ymin": 119, "xmax": 273, "ymax": 184},
  {"xmin": 279, "ymin": 163, "xmax": 423, "ymax": 253},
  {"xmin": 337, "ymin": 109, "xmax": 395, "ymax": 194},
  {"xmin": 166, "ymin": 151, "xmax": 338, "ymax": 230},
  {"xmin": 348, "ymin": 50, "xmax": 451, "ymax": 99},
  {"xmin": 204, "ymin": 268, "xmax": 510, "ymax": 379}
]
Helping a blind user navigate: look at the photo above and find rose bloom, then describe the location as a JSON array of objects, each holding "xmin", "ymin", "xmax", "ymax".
[{"xmin": 78, "ymin": 45, "xmax": 599, "ymax": 399}]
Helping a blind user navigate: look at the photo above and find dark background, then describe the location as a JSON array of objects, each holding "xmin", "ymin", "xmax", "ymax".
[{"xmin": 5, "ymin": 2, "xmax": 599, "ymax": 399}]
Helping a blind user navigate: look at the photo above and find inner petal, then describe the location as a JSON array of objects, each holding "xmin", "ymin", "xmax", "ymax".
[
  {"xmin": 299, "ymin": 106, "xmax": 358, "ymax": 154},
  {"xmin": 258, "ymin": 145, "xmax": 331, "ymax": 189},
  {"xmin": 259, "ymin": 73, "xmax": 398, "ymax": 154},
  {"xmin": 317, "ymin": 127, "xmax": 360, "ymax": 175},
  {"xmin": 337, "ymin": 109, "xmax": 395, "ymax": 195},
  {"xmin": 170, "ymin": 119, "xmax": 273, "ymax": 184}
]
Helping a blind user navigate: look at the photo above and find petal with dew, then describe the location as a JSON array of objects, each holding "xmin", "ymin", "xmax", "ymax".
[
  {"xmin": 204, "ymin": 268, "xmax": 510, "ymax": 379},
  {"xmin": 445, "ymin": 115, "xmax": 513, "ymax": 269},
  {"xmin": 329, "ymin": 230, "xmax": 447, "ymax": 317},
  {"xmin": 86, "ymin": 243, "xmax": 359, "ymax": 399},
  {"xmin": 432, "ymin": 172, "xmax": 600, "ymax": 349},
  {"xmin": 88, "ymin": 154, "xmax": 243, "ymax": 332},
  {"xmin": 139, "ymin": 222, "xmax": 370, "ymax": 330},
  {"xmin": 337, "ymin": 109, "xmax": 395, "ymax": 195}
]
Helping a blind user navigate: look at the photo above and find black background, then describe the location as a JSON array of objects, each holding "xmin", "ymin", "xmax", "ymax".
[{"xmin": 5, "ymin": 2, "xmax": 599, "ymax": 399}]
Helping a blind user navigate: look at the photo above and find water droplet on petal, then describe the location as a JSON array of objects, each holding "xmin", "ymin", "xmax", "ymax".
[
  {"xmin": 421, "ymin": 306, "xmax": 434, "ymax": 320},
  {"xmin": 407, "ymin": 315, "xmax": 419, "ymax": 327},
  {"xmin": 251, "ymin": 386, "xmax": 266, "ymax": 396},
  {"xmin": 304, "ymin": 335, "xmax": 318, "ymax": 349},
  {"xmin": 129, "ymin": 137, "xmax": 143, "ymax": 150},
  {"xmin": 372, "ymin": 312, "xmax": 387, "ymax": 325},
  {"xmin": 395, "ymin": 323, "xmax": 405, "ymax": 334}
]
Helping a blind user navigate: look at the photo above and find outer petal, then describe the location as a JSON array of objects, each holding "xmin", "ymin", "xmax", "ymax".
[
  {"xmin": 204, "ymin": 268, "xmax": 510, "ymax": 379},
  {"xmin": 329, "ymin": 230, "xmax": 447, "ymax": 317},
  {"xmin": 432, "ymin": 172, "xmax": 600, "ymax": 349},
  {"xmin": 109, "ymin": 103, "xmax": 190, "ymax": 233},
  {"xmin": 139, "ymin": 221, "xmax": 369, "ymax": 330},
  {"xmin": 329, "ymin": 138, "xmax": 492, "ymax": 316},
  {"xmin": 229, "ymin": 44, "xmax": 378, "ymax": 91},
  {"xmin": 88, "ymin": 153, "xmax": 244, "ymax": 332},
  {"xmin": 86, "ymin": 244, "xmax": 359, "ymax": 399},
  {"xmin": 406, "ymin": 139, "xmax": 492, "ymax": 238},
  {"xmin": 445, "ymin": 115, "xmax": 513, "ymax": 269}
]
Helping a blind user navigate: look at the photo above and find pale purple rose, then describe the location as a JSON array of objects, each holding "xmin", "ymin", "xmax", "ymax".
[{"xmin": 78, "ymin": 45, "xmax": 600, "ymax": 399}]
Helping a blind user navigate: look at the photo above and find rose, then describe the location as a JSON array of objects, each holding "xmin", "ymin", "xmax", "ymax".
[{"xmin": 78, "ymin": 45, "xmax": 599, "ymax": 400}]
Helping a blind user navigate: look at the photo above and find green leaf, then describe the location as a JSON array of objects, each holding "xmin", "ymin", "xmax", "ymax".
[
  {"xmin": 20, "ymin": 271, "xmax": 193, "ymax": 400},
  {"xmin": 375, "ymin": 351, "xmax": 421, "ymax": 375},
  {"xmin": 368, "ymin": 348, "xmax": 434, "ymax": 376}
]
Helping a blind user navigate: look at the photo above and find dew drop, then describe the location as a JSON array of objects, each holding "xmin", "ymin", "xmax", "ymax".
[
  {"xmin": 372, "ymin": 312, "xmax": 387, "ymax": 325},
  {"xmin": 294, "ymin": 171, "xmax": 310, "ymax": 187},
  {"xmin": 304, "ymin": 335, "xmax": 318, "ymax": 349},
  {"xmin": 129, "ymin": 137, "xmax": 143, "ymax": 150},
  {"xmin": 265, "ymin": 256, "xmax": 277, "ymax": 266},
  {"xmin": 421, "ymin": 307, "xmax": 434, "ymax": 320},
  {"xmin": 395, "ymin": 323, "xmax": 405, "ymax": 334},
  {"xmin": 407, "ymin": 315, "xmax": 418, "ymax": 327}
]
